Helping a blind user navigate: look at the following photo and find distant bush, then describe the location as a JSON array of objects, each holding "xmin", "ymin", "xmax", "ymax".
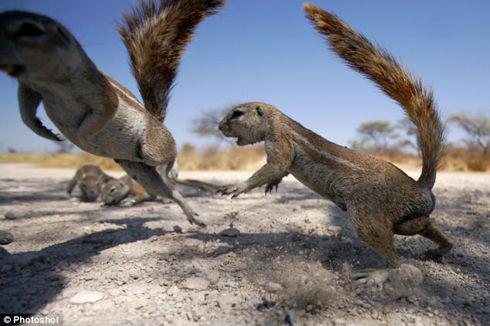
[
  {"xmin": 178, "ymin": 144, "xmax": 265, "ymax": 171},
  {"xmin": 0, "ymin": 152, "xmax": 122, "ymax": 171}
]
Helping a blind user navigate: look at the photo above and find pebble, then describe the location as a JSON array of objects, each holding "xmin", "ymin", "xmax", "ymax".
[
  {"xmin": 0, "ymin": 230, "xmax": 14, "ymax": 245},
  {"xmin": 219, "ymin": 227, "xmax": 240, "ymax": 237},
  {"xmin": 4, "ymin": 210, "xmax": 30, "ymax": 220},
  {"xmin": 264, "ymin": 282, "xmax": 283, "ymax": 293},
  {"xmin": 173, "ymin": 225, "xmax": 183, "ymax": 233},
  {"xmin": 182, "ymin": 277, "xmax": 210, "ymax": 291},
  {"xmin": 327, "ymin": 225, "xmax": 342, "ymax": 237},
  {"xmin": 69, "ymin": 290, "xmax": 105, "ymax": 304}
]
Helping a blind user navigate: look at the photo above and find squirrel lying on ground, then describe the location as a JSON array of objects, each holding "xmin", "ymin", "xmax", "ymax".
[
  {"xmin": 67, "ymin": 162, "xmax": 219, "ymax": 206},
  {"xmin": 67, "ymin": 164, "xmax": 115, "ymax": 202},
  {"xmin": 101, "ymin": 162, "xmax": 220, "ymax": 206},
  {"xmin": 100, "ymin": 174, "xmax": 153, "ymax": 207},
  {"xmin": 218, "ymin": 4, "xmax": 452, "ymax": 279},
  {"xmin": 0, "ymin": 0, "xmax": 224, "ymax": 226}
]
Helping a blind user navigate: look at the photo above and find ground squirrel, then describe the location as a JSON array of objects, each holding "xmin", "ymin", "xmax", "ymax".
[
  {"xmin": 0, "ymin": 0, "xmax": 224, "ymax": 227},
  {"xmin": 218, "ymin": 4, "xmax": 452, "ymax": 274},
  {"xmin": 100, "ymin": 174, "xmax": 153, "ymax": 206},
  {"xmin": 101, "ymin": 164, "xmax": 220, "ymax": 206},
  {"xmin": 67, "ymin": 164, "xmax": 115, "ymax": 202}
]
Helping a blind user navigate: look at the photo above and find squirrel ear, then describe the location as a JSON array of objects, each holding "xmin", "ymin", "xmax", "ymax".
[{"xmin": 256, "ymin": 107, "xmax": 264, "ymax": 116}]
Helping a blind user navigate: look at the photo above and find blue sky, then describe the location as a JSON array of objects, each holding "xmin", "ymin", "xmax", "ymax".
[{"xmin": 1, "ymin": 0, "xmax": 489, "ymax": 152}]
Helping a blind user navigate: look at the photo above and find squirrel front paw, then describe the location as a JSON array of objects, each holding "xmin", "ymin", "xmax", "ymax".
[
  {"xmin": 217, "ymin": 183, "xmax": 248, "ymax": 198},
  {"xmin": 119, "ymin": 198, "xmax": 137, "ymax": 207},
  {"xmin": 265, "ymin": 179, "xmax": 282, "ymax": 194}
]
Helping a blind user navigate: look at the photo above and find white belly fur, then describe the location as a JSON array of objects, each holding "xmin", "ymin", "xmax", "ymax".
[{"xmin": 43, "ymin": 96, "xmax": 146, "ymax": 160}]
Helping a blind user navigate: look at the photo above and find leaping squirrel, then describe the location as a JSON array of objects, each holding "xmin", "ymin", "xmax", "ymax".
[
  {"xmin": 0, "ymin": 0, "xmax": 225, "ymax": 226},
  {"xmin": 218, "ymin": 4, "xmax": 451, "ymax": 280}
]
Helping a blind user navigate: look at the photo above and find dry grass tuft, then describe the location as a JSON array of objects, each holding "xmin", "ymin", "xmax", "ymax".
[
  {"xmin": 440, "ymin": 147, "xmax": 490, "ymax": 172},
  {"xmin": 177, "ymin": 144, "xmax": 265, "ymax": 171},
  {"xmin": 376, "ymin": 150, "xmax": 490, "ymax": 172},
  {"xmin": 249, "ymin": 255, "xmax": 339, "ymax": 310},
  {"xmin": 0, "ymin": 152, "xmax": 122, "ymax": 171},
  {"xmin": 1, "ymin": 144, "xmax": 488, "ymax": 172}
]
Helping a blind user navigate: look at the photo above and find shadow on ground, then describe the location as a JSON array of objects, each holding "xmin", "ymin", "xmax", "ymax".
[{"xmin": 0, "ymin": 217, "xmax": 165, "ymax": 314}]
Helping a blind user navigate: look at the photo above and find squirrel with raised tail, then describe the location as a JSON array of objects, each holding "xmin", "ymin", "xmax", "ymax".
[
  {"xmin": 218, "ymin": 4, "xmax": 452, "ymax": 282},
  {"xmin": 0, "ymin": 0, "xmax": 225, "ymax": 227}
]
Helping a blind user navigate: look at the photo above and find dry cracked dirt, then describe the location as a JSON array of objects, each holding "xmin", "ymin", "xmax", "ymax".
[{"xmin": 0, "ymin": 163, "xmax": 488, "ymax": 325}]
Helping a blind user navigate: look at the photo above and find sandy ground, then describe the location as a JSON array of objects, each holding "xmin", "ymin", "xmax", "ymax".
[{"xmin": 0, "ymin": 163, "xmax": 488, "ymax": 325}]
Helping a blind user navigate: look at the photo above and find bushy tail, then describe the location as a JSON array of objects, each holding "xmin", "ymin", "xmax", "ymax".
[
  {"xmin": 118, "ymin": 0, "xmax": 224, "ymax": 122},
  {"xmin": 303, "ymin": 3, "xmax": 445, "ymax": 189}
]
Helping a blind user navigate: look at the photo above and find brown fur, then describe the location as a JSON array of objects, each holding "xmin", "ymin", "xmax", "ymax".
[
  {"xmin": 118, "ymin": 0, "xmax": 224, "ymax": 122},
  {"xmin": 100, "ymin": 174, "xmax": 153, "ymax": 206},
  {"xmin": 1, "ymin": 1, "xmax": 224, "ymax": 226},
  {"xmin": 303, "ymin": 3, "xmax": 445, "ymax": 189},
  {"xmin": 218, "ymin": 5, "xmax": 452, "ymax": 267},
  {"xmin": 102, "ymin": 167, "xmax": 220, "ymax": 206},
  {"xmin": 104, "ymin": 75, "xmax": 145, "ymax": 113},
  {"xmin": 67, "ymin": 164, "xmax": 114, "ymax": 202}
]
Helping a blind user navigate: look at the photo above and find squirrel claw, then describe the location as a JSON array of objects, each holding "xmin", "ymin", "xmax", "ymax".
[
  {"xmin": 188, "ymin": 216, "xmax": 206, "ymax": 228},
  {"xmin": 218, "ymin": 184, "xmax": 245, "ymax": 198},
  {"xmin": 265, "ymin": 183, "xmax": 279, "ymax": 194}
]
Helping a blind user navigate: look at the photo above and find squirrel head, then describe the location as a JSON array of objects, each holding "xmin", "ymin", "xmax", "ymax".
[
  {"xmin": 79, "ymin": 174, "xmax": 102, "ymax": 202},
  {"xmin": 0, "ymin": 11, "xmax": 84, "ymax": 83},
  {"xmin": 219, "ymin": 102, "xmax": 276, "ymax": 146},
  {"xmin": 100, "ymin": 178, "xmax": 131, "ymax": 206}
]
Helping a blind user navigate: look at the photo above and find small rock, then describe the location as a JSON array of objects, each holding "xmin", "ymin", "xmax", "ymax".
[
  {"xmin": 327, "ymin": 226, "xmax": 342, "ymax": 237},
  {"xmin": 182, "ymin": 277, "xmax": 210, "ymax": 291},
  {"xmin": 264, "ymin": 282, "xmax": 283, "ymax": 293},
  {"xmin": 0, "ymin": 230, "xmax": 14, "ymax": 245},
  {"xmin": 223, "ymin": 211, "xmax": 239, "ymax": 220},
  {"xmin": 69, "ymin": 290, "xmax": 104, "ymax": 304},
  {"xmin": 173, "ymin": 225, "xmax": 183, "ymax": 233},
  {"xmin": 385, "ymin": 264, "xmax": 424, "ymax": 299},
  {"xmin": 391, "ymin": 264, "xmax": 424, "ymax": 287},
  {"xmin": 256, "ymin": 298, "xmax": 276, "ymax": 311},
  {"xmin": 219, "ymin": 227, "xmax": 240, "ymax": 237},
  {"xmin": 4, "ymin": 210, "xmax": 30, "ymax": 220}
]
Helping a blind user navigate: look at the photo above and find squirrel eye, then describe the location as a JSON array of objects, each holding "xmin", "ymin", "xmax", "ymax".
[
  {"xmin": 15, "ymin": 23, "xmax": 45, "ymax": 37},
  {"xmin": 230, "ymin": 110, "xmax": 244, "ymax": 119}
]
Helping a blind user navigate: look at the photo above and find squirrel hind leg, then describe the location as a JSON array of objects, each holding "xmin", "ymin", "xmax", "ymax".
[
  {"xmin": 351, "ymin": 214, "xmax": 399, "ymax": 268},
  {"xmin": 419, "ymin": 223, "xmax": 453, "ymax": 259},
  {"xmin": 394, "ymin": 216, "xmax": 453, "ymax": 259},
  {"xmin": 115, "ymin": 159, "xmax": 205, "ymax": 227},
  {"xmin": 349, "ymin": 213, "xmax": 400, "ymax": 286},
  {"xmin": 394, "ymin": 216, "xmax": 431, "ymax": 236}
]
